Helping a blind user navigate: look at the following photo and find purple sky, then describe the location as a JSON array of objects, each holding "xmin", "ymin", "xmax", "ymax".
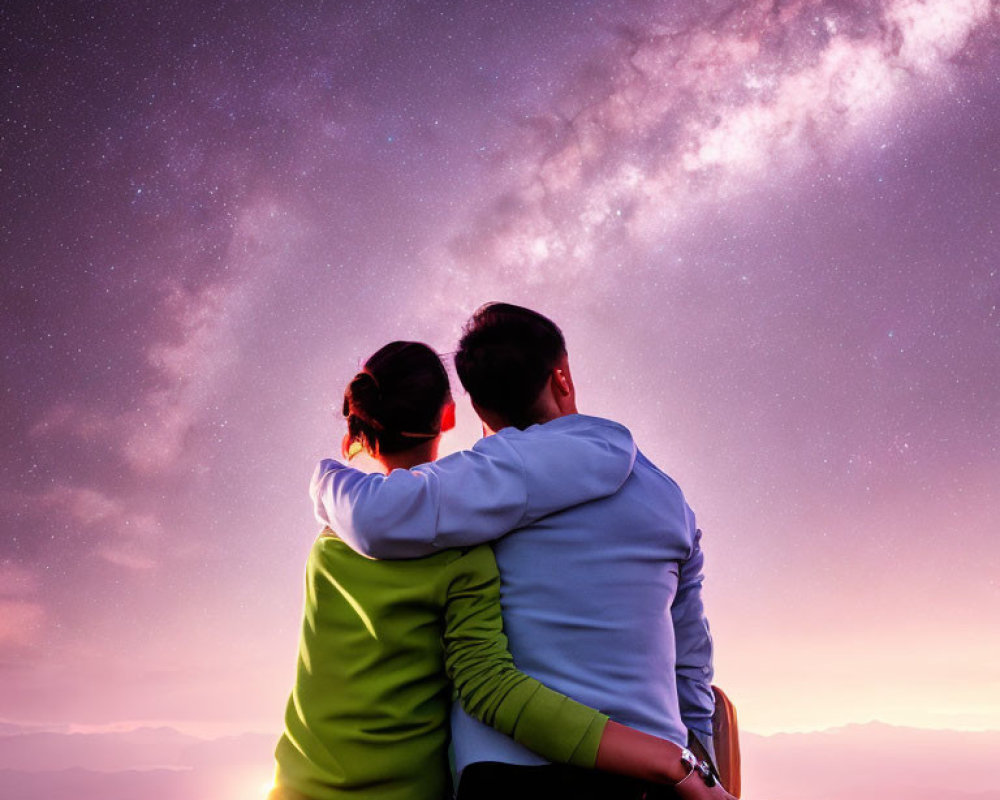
[{"xmin": 2, "ymin": 0, "xmax": 999, "ymax": 747}]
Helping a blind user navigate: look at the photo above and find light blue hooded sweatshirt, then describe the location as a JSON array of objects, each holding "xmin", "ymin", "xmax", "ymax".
[{"xmin": 312, "ymin": 413, "xmax": 714, "ymax": 774}]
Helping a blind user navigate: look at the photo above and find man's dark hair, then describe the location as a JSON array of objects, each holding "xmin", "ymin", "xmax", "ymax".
[{"xmin": 454, "ymin": 303, "xmax": 566, "ymax": 429}]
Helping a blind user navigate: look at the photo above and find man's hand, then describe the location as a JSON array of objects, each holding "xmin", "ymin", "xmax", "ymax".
[
  {"xmin": 594, "ymin": 720, "xmax": 740, "ymax": 797},
  {"xmin": 674, "ymin": 770, "xmax": 739, "ymax": 800}
]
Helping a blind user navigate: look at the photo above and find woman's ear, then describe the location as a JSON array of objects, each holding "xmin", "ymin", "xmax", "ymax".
[
  {"xmin": 342, "ymin": 433, "xmax": 367, "ymax": 460},
  {"xmin": 440, "ymin": 401, "xmax": 457, "ymax": 433}
]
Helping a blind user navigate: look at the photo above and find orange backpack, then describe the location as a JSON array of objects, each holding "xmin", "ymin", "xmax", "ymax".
[{"xmin": 710, "ymin": 685, "xmax": 741, "ymax": 797}]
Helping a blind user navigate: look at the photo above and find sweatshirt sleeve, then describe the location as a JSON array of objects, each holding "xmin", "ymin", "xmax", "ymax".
[
  {"xmin": 671, "ymin": 515, "xmax": 716, "ymax": 742},
  {"xmin": 311, "ymin": 416, "xmax": 637, "ymax": 559},
  {"xmin": 441, "ymin": 545, "xmax": 608, "ymax": 767}
]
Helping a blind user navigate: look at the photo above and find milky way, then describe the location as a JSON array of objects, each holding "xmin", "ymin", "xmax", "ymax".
[{"xmin": 2, "ymin": 0, "xmax": 999, "ymax": 745}]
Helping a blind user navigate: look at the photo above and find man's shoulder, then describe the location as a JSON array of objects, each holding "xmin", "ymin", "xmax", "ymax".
[
  {"xmin": 633, "ymin": 448, "xmax": 679, "ymax": 481},
  {"xmin": 493, "ymin": 413, "xmax": 630, "ymax": 440},
  {"xmin": 627, "ymin": 448, "xmax": 690, "ymax": 505}
]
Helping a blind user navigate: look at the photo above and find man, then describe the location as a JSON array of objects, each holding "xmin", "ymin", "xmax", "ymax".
[{"xmin": 314, "ymin": 304, "xmax": 724, "ymax": 799}]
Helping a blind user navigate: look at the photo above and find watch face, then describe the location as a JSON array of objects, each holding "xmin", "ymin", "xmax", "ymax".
[{"xmin": 680, "ymin": 748, "xmax": 699, "ymax": 772}]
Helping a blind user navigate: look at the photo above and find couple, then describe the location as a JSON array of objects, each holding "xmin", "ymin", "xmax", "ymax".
[{"xmin": 270, "ymin": 303, "xmax": 737, "ymax": 800}]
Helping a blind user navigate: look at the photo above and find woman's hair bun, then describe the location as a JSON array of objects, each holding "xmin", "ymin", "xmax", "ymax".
[{"xmin": 343, "ymin": 370, "xmax": 384, "ymax": 430}]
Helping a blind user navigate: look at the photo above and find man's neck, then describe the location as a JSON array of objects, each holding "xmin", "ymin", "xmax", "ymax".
[
  {"xmin": 529, "ymin": 392, "xmax": 579, "ymax": 426},
  {"xmin": 484, "ymin": 406, "xmax": 578, "ymax": 434},
  {"xmin": 531, "ymin": 407, "xmax": 573, "ymax": 425}
]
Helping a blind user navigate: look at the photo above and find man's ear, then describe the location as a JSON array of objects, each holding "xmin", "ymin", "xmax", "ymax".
[
  {"xmin": 552, "ymin": 364, "xmax": 573, "ymax": 397},
  {"xmin": 440, "ymin": 401, "xmax": 457, "ymax": 433},
  {"xmin": 549, "ymin": 355, "xmax": 577, "ymax": 416}
]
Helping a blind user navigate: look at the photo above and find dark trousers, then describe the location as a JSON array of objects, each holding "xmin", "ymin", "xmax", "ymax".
[{"xmin": 456, "ymin": 762, "xmax": 680, "ymax": 800}]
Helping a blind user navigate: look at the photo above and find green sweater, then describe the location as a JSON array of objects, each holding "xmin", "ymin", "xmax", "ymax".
[{"xmin": 274, "ymin": 533, "xmax": 608, "ymax": 800}]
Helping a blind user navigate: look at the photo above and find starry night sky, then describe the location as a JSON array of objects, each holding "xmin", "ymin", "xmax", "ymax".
[{"xmin": 2, "ymin": 0, "xmax": 999, "ymax": 742}]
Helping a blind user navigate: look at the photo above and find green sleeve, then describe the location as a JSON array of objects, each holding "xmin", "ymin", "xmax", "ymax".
[{"xmin": 441, "ymin": 545, "xmax": 609, "ymax": 767}]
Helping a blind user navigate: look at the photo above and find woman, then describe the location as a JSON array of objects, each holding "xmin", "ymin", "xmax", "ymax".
[{"xmin": 270, "ymin": 341, "xmax": 730, "ymax": 800}]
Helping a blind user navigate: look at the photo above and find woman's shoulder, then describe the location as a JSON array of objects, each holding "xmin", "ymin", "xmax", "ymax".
[
  {"xmin": 439, "ymin": 543, "xmax": 500, "ymax": 582},
  {"xmin": 310, "ymin": 528, "xmax": 472, "ymax": 570}
]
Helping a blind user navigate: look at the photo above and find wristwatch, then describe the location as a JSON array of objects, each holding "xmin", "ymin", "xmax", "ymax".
[{"xmin": 678, "ymin": 747, "xmax": 717, "ymax": 787}]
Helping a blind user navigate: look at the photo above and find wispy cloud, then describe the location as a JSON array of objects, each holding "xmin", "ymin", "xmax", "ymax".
[
  {"xmin": 38, "ymin": 487, "xmax": 161, "ymax": 571},
  {"xmin": 0, "ymin": 601, "xmax": 44, "ymax": 648},
  {"xmin": 31, "ymin": 198, "xmax": 301, "ymax": 477},
  {"xmin": 0, "ymin": 562, "xmax": 40, "ymax": 596},
  {"xmin": 0, "ymin": 563, "xmax": 44, "ymax": 648},
  {"xmin": 121, "ymin": 198, "xmax": 302, "ymax": 473},
  {"xmin": 20, "ymin": 199, "xmax": 305, "ymax": 572},
  {"xmin": 121, "ymin": 280, "xmax": 240, "ymax": 473}
]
